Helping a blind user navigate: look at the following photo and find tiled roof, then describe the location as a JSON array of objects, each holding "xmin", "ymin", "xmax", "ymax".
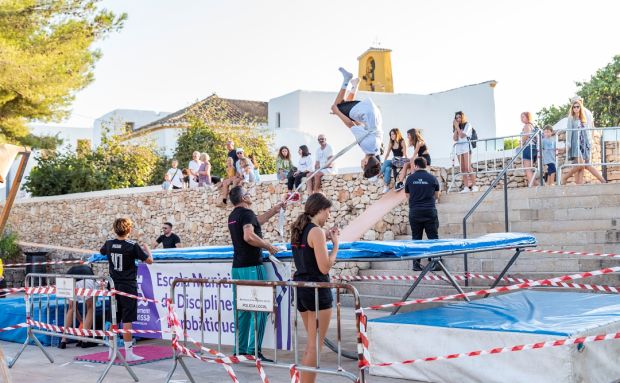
[{"xmin": 138, "ymin": 94, "xmax": 267, "ymax": 131}]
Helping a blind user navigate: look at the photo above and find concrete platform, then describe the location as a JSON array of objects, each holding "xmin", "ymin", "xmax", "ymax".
[{"xmin": 0, "ymin": 307, "xmax": 415, "ymax": 383}]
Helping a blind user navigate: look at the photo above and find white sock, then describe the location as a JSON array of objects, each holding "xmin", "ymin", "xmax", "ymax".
[
  {"xmin": 339, "ymin": 67, "xmax": 353, "ymax": 89},
  {"xmin": 350, "ymin": 77, "xmax": 360, "ymax": 90}
]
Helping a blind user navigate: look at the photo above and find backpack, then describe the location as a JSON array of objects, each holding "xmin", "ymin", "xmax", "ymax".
[{"xmin": 469, "ymin": 126, "xmax": 478, "ymax": 148}]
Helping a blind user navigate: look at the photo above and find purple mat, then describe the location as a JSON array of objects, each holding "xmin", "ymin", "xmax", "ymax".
[{"xmin": 74, "ymin": 345, "xmax": 172, "ymax": 366}]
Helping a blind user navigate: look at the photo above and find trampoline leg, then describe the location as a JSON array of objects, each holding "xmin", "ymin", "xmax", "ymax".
[
  {"xmin": 391, "ymin": 260, "xmax": 432, "ymax": 315},
  {"xmin": 436, "ymin": 259, "xmax": 470, "ymax": 302},
  {"xmin": 489, "ymin": 249, "xmax": 522, "ymax": 291}
]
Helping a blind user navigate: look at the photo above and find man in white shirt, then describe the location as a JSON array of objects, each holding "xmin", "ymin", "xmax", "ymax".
[
  {"xmin": 188, "ymin": 151, "xmax": 201, "ymax": 188},
  {"xmin": 165, "ymin": 159, "xmax": 184, "ymax": 189},
  {"xmin": 307, "ymin": 134, "xmax": 334, "ymax": 195},
  {"xmin": 330, "ymin": 67, "xmax": 382, "ymax": 179}
]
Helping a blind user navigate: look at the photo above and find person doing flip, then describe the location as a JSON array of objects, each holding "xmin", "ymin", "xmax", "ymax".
[{"xmin": 330, "ymin": 67, "xmax": 383, "ymax": 179}]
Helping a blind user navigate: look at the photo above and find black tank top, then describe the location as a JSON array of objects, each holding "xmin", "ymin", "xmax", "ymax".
[
  {"xmin": 292, "ymin": 223, "xmax": 329, "ymax": 282},
  {"xmin": 418, "ymin": 144, "xmax": 428, "ymax": 155},
  {"xmin": 391, "ymin": 141, "xmax": 404, "ymax": 157}
]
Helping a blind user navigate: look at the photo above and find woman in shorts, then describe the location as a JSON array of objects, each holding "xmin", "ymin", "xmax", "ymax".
[{"xmin": 290, "ymin": 193, "xmax": 339, "ymax": 383}]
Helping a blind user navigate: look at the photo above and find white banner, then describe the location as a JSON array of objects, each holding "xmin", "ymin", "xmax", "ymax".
[{"xmin": 133, "ymin": 260, "xmax": 292, "ymax": 350}]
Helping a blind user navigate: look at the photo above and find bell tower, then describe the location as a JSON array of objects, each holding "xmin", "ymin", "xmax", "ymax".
[{"xmin": 357, "ymin": 47, "xmax": 394, "ymax": 93}]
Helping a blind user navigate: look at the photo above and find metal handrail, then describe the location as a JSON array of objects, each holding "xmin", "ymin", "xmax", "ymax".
[{"xmin": 461, "ymin": 128, "xmax": 542, "ymax": 285}]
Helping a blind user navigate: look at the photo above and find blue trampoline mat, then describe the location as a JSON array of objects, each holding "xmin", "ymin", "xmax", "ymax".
[
  {"xmin": 370, "ymin": 291, "xmax": 620, "ymax": 337},
  {"xmin": 88, "ymin": 233, "xmax": 536, "ymax": 263}
]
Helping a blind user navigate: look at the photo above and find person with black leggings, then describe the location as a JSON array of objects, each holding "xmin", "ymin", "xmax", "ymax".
[{"xmin": 291, "ymin": 193, "xmax": 339, "ymax": 383}]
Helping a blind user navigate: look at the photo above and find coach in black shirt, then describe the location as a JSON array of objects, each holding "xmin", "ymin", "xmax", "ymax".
[
  {"xmin": 227, "ymin": 186, "xmax": 285, "ymax": 362},
  {"xmin": 405, "ymin": 157, "xmax": 440, "ymax": 269},
  {"xmin": 153, "ymin": 222, "xmax": 181, "ymax": 249}
]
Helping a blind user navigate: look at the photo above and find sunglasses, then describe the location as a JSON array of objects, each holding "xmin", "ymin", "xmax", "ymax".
[
  {"xmin": 573, "ymin": 105, "xmax": 580, "ymax": 109},
  {"xmin": 162, "ymin": 227, "xmax": 170, "ymax": 231},
  {"xmin": 318, "ymin": 138, "xmax": 325, "ymax": 141}
]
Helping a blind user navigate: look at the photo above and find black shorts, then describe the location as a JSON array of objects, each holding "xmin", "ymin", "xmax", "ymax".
[
  {"xmin": 294, "ymin": 286, "xmax": 333, "ymax": 312},
  {"xmin": 337, "ymin": 101, "xmax": 360, "ymax": 120},
  {"xmin": 115, "ymin": 283, "xmax": 138, "ymax": 323}
]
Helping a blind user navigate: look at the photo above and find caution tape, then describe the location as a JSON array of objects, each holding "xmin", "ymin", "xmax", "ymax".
[
  {"xmin": 371, "ymin": 331, "xmax": 620, "ymax": 367},
  {"xmin": 0, "ymin": 287, "xmax": 25, "ymax": 295},
  {"xmin": 3, "ymin": 259, "xmax": 85, "ymax": 268},
  {"xmin": 526, "ymin": 248, "xmax": 620, "ymax": 259},
  {"xmin": 27, "ymin": 319, "xmax": 167, "ymax": 336},
  {"xmin": 0, "ymin": 323, "xmax": 28, "ymax": 333},
  {"xmin": 336, "ymin": 273, "xmax": 620, "ymax": 293},
  {"xmin": 289, "ymin": 364, "xmax": 300, "ymax": 383},
  {"xmin": 363, "ymin": 266, "xmax": 620, "ymax": 311}
]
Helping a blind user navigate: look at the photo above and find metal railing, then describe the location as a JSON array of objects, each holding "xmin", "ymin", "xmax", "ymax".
[
  {"xmin": 9, "ymin": 273, "xmax": 138, "ymax": 383},
  {"xmin": 448, "ymin": 131, "xmax": 544, "ymax": 192},
  {"xmin": 165, "ymin": 277, "xmax": 365, "ymax": 383},
  {"xmin": 461, "ymin": 129, "xmax": 541, "ymax": 285},
  {"xmin": 557, "ymin": 127, "xmax": 620, "ymax": 184}
]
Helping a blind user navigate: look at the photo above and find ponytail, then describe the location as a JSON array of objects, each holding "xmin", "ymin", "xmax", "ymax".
[
  {"xmin": 291, "ymin": 212, "xmax": 312, "ymax": 245},
  {"xmin": 289, "ymin": 193, "xmax": 333, "ymax": 245}
]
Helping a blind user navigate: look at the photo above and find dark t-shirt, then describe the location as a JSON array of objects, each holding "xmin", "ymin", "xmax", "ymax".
[
  {"xmin": 405, "ymin": 170, "xmax": 439, "ymax": 210},
  {"xmin": 100, "ymin": 239, "xmax": 149, "ymax": 285},
  {"xmin": 228, "ymin": 149, "xmax": 239, "ymax": 167},
  {"xmin": 156, "ymin": 233, "xmax": 180, "ymax": 249},
  {"xmin": 228, "ymin": 206, "xmax": 263, "ymax": 268}
]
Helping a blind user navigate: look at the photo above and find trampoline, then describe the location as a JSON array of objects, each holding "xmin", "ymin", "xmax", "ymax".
[{"xmin": 368, "ymin": 291, "xmax": 620, "ymax": 382}]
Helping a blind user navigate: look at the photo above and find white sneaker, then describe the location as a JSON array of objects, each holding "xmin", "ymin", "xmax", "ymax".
[
  {"xmin": 125, "ymin": 350, "xmax": 144, "ymax": 362},
  {"xmin": 382, "ymin": 186, "xmax": 390, "ymax": 193},
  {"xmin": 460, "ymin": 187, "xmax": 471, "ymax": 193},
  {"xmin": 471, "ymin": 185, "xmax": 479, "ymax": 192}
]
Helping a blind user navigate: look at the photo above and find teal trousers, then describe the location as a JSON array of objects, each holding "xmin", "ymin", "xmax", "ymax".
[{"xmin": 231, "ymin": 264, "xmax": 268, "ymax": 354}]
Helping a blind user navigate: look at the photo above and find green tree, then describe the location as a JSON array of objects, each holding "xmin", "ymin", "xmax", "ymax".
[
  {"xmin": 576, "ymin": 55, "xmax": 620, "ymax": 127},
  {"xmin": 536, "ymin": 54, "xmax": 620, "ymax": 128},
  {"xmin": 0, "ymin": 0, "xmax": 126, "ymax": 146},
  {"xmin": 174, "ymin": 104, "xmax": 275, "ymax": 177},
  {"xmin": 24, "ymin": 132, "xmax": 165, "ymax": 196}
]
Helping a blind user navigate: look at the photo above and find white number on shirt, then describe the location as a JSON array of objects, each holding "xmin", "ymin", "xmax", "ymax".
[{"xmin": 111, "ymin": 253, "xmax": 123, "ymax": 271}]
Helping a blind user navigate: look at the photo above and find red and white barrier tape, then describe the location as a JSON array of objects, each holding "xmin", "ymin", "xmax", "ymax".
[
  {"xmin": 0, "ymin": 323, "xmax": 28, "ymax": 333},
  {"xmin": 337, "ymin": 273, "xmax": 620, "ymax": 293},
  {"xmin": 371, "ymin": 331, "xmax": 620, "ymax": 367},
  {"xmin": 289, "ymin": 364, "xmax": 300, "ymax": 383},
  {"xmin": 256, "ymin": 359, "xmax": 269, "ymax": 383},
  {"xmin": 363, "ymin": 266, "xmax": 620, "ymax": 311},
  {"xmin": 27, "ymin": 319, "xmax": 167, "ymax": 336},
  {"xmin": 3, "ymin": 260, "xmax": 85, "ymax": 268},
  {"xmin": 0, "ymin": 287, "xmax": 25, "ymax": 295},
  {"xmin": 166, "ymin": 299, "xmax": 243, "ymax": 383},
  {"xmin": 526, "ymin": 248, "xmax": 620, "ymax": 259}
]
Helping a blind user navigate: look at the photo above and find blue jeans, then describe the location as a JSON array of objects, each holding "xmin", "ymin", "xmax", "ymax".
[{"xmin": 381, "ymin": 159, "xmax": 393, "ymax": 184}]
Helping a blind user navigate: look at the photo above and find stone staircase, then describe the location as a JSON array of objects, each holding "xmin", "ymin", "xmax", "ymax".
[{"xmin": 342, "ymin": 183, "xmax": 620, "ymax": 309}]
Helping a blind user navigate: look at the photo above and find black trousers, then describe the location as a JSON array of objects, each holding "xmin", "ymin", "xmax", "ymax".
[
  {"xmin": 287, "ymin": 171, "xmax": 308, "ymax": 191},
  {"xmin": 409, "ymin": 208, "xmax": 439, "ymax": 240}
]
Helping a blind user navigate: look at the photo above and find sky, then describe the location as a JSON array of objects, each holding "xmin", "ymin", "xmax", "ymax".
[{"xmin": 49, "ymin": 0, "xmax": 620, "ymax": 137}]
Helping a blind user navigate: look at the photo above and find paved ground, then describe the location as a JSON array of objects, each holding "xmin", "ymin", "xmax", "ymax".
[{"xmin": 0, "ymin": 307, "xmax": 415, "ymax": 383}]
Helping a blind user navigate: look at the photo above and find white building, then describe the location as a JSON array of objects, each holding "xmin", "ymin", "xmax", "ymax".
[
  {"xmin": 93, "ymin": 109, "xmax": 170, "ymax": 148},
  {"xmin": 120, "ymin": 95, "xmax": 268, "ymax": 157},
  {"xmin": 267, "ymin": 81, "xmax": 497, "ymax": 170}
]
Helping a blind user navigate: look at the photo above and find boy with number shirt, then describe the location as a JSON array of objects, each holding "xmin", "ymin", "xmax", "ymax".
[{"xmin": 100, "ymin": 217, "xmax": 153, "ymax": 361}]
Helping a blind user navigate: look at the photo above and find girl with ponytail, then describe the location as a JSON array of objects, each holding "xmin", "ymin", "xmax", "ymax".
[{"xmin": 290, "ymin": 193, "xmax": 339, "ymax": 383}]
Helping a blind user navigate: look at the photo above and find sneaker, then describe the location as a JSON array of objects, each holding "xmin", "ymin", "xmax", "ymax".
[
  {"xmin": 382, "ymin": 186, "xmax": 390, "ymax": 193},
  {"xmin": 460, "ymin": 187, "xmax": 471, "ymax": 193},
  {"xmin": 412, "ymin": 260, "xmax": 423, "ymax": 271},
  {"xmin": 471, "ymin": 185, "xmax": 479, "ymax": 192},
  {"xmin": 125, "ymin": 351, "xmax": 144, "ymax": 362},
  {"xmin": 257, "ymin": 352, "xmax": 274, "ymax": 363},
  {"xmin": 394, "ymin": 182, "xmax": 405, "ymax": 191}
]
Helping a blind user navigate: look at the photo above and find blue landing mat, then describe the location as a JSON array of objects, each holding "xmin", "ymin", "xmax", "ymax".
[{"xmin": 369, "ymin": 291, "xmax": 620, "ymax": 337}]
